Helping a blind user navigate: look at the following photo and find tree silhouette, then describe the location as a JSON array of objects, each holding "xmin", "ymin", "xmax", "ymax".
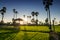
[
  {"xmin": 31, "ymin": 18, "xmax": 35, "ymax": 24},
  {"xmin": 45, "ymin": 18, "xmax": 48, "ymax": 25},
  {"xmin": 13, "ymin": 9, "xmax": 18, "ymax": 19},
  {"xmin": 52, "ymin": 18, "xmax": 56, "ymax": 31},
  {"xmin": 31, "ymin": 11, "xmax": 35, "ymax": 24},
  {"xmin": 43, "ymin": 0, "xmax": 53, "ymax": 31},
  {"xmin": 27, "ymin": 16, "xmax": 31, "ymax": 24},
  {"xmin": 0, "ymin": 7, "xmax": 6, "ymax": 23},
  {"xmin": 23, "ymin": 15, "xmax": 25, "ymax": 24},
  {"xmin": 35, "ymin": 12, "xmax": 39, "ymax": 25},
  {"xmin": 23, "ymin": 15, "xmax": 25, "ymax": 18},
  {"xmin": 15, "ymin": 11, "xmax": 18, "ymax": 19},
  {"xmin": 31, "ymin": 11, "xmax": 39, "ymax": 25},
  {"xmin": 31, "ymin": 11, "xmax": 35, "ymax": 20}
]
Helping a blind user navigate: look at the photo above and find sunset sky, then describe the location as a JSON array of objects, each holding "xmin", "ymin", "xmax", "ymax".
[{"xmin": 0, "ymin": 0, "xmax": 60, "ymax": 23}]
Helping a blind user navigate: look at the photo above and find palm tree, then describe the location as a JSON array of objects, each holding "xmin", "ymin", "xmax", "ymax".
[
  {"xmin": 15, "ymin": 11, "xmax": 18, "ymax": 19},
  {"xmin": 0, "ymin": 7, "xmax": 6, "ymax": 23},
  {"xmin": 13, "ymin": 9, "xmax": 15, "ymax": 19},
  {"xmin": 31, "ymin": 11, "xmax": 35, "ymax": 19},
  {"xmin": 27, "ymin": 16, "xmax": 29, "ymax": 24},
  {"xmin": 52, "ymin": 18, "xmax": 56, "ymax": 31},
  {"xmin": 31, "ymin": 11, "xmax": 35, "ymax": 24},
  {"xmin": 31, "ymin": 18, "xmax": 35, "ymax": 24},
  {"xmin": 23, "ymin": 15, "xmax": 25, "ymax": 18},
  {"xmin": 27, "ymin": 16, "xmax": 31, "ymax": 24},
  {"xmin": 43, "ymin": 0, "xmax": 53, "ymax": 31},
  {"xmin": 13, "ymin": 9, "xmax": 18, "ymax": 19},
  {"xmin": 45, "ymin": 18, "xmax": 48, "ymax": 25},
  {"xmin": 35, "ymin": 12, "xmax": 39, "ymax": 25},
  {"xmin": 23, "ymin": 15, "xmax": 25, "ymax": 24}
]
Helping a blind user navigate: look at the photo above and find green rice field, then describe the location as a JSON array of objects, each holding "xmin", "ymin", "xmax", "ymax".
[{"xmin": 0, "ymin": 26, "xmax": 60, "ymax": 40}]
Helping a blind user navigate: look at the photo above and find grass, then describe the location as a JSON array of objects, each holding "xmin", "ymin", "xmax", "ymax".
[{"xmin": 0, "ymin": 25, "xmax": 60, "ymax": 40}]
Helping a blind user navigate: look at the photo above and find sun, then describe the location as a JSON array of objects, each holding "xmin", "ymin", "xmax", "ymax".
[
  {"xmin": 20, "ymin": 21, "xmax": 23, "ymax": 25},
  {"xmin": 19, "ymin": 18, "xmax": 27, "ymax": 24}
]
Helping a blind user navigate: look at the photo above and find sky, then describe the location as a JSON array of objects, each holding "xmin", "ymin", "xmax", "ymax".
[{"xmin": 0, "ymin": 0, "xmax": 60, "ymax": 23}]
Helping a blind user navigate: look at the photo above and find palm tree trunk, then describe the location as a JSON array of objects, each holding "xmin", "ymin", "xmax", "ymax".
[
  {"xmin": 47, "ymin": 10, "xmax": 48, "ymax": 22},
  {"xmin": 53, "ymin": 20, "xmax": 55, "ymax": 32},
  {"xmin": 33, "ymin": 16, "xmax": 34, "ymax": 24},
  {"xmin": 36, "ymin": 16, "xmax": 38, "ymax": 25},
  {"xmin": 48, "ymin": 7, "xmax": 52, "ymax": 31},
  {"xmin": 1, "ymin": 13, "xmax": 4, "ymax": 23},
  {"xmin": 13, "ymin": 13, "xmax": 15, "ymax": 19},
  {"xmin": 16, "ymin": 13, "xmax": 17, "ymax": 19},
  {"xmin": 23, "ymin": 15, "xmax": 25, "ymax": 25}
]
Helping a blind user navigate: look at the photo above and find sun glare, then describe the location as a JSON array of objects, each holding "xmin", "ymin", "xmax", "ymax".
[
  {"xmin": 24, "ymin": 18, "xmax": 27, "ymax": 22},
  {"xmin": 20, "ymin": 21, "xmax": 23, "ymax": 24},
  {"xmin": 19, "ymin": 18, "xmax": 27, "ymax": 24}
]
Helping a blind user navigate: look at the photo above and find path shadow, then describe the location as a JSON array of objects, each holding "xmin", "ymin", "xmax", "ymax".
[{"xmin": 49, "ymin": 31, "xmax": 59, "ymax": 40}]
